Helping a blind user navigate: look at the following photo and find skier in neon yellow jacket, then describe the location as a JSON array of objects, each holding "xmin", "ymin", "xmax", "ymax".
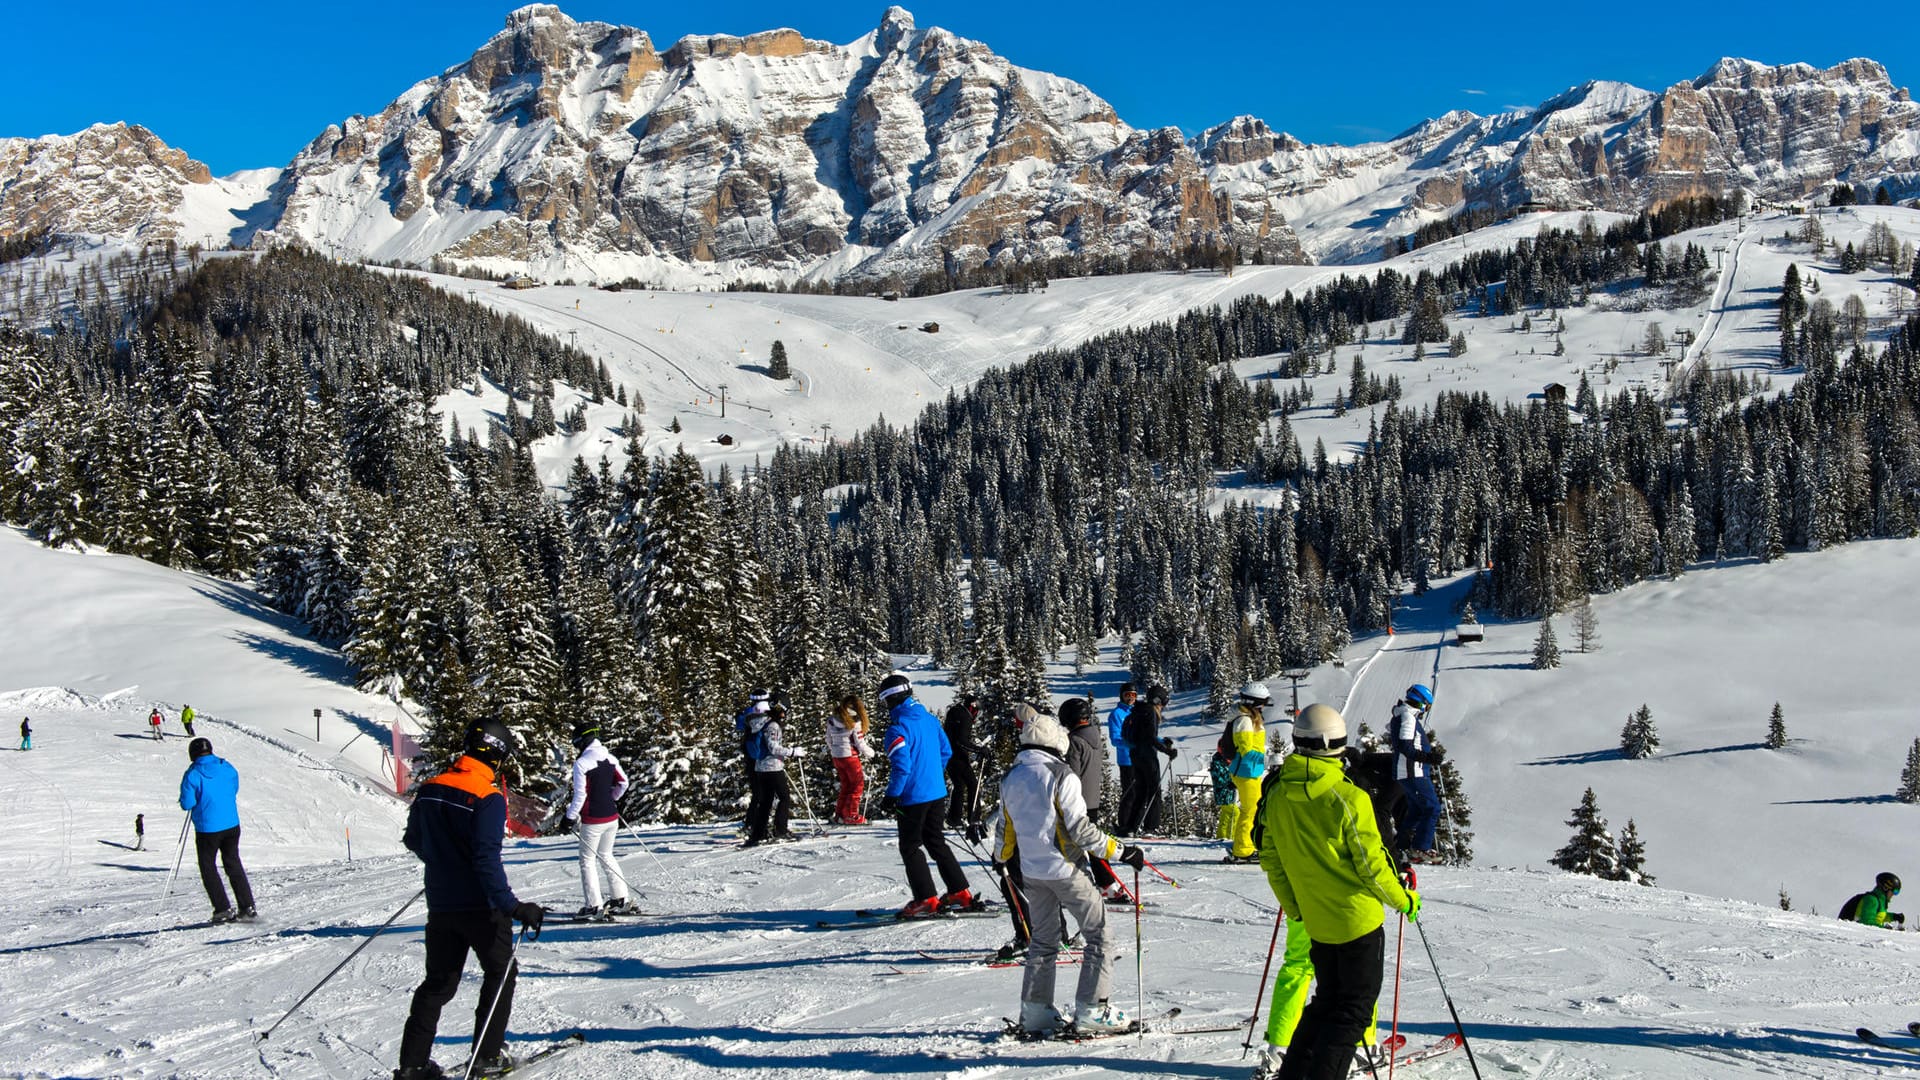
[{"xmin": 1254, "ymin": 703, "xmax": 1417, "ymax": 1080}]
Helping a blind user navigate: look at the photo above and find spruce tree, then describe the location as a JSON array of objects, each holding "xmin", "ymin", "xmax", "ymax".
[
  {"xmin": 1572, "ymin": 595, "xmax": 1600, "ymax": 652},
  {"xmin": 1765, "ymin": 703, "xmax": 1787, "ymax": 749},
  {"xmin": 769, "ymin": 340, "xmax": 790, "ymax": 380},
  {"xmin": 1614, "ymin": 819, "xmax": 1653, "ymax": 885},
  {"xmin": 1899, "ymin": 738, "xmax": 1920, "ymax": 804},
  {"xmin": 1551, "ymin": 788, "xmax": 1618, "ymax": 878},
  {"xmin": 1532, "ymin": 616, "xmax": 1561, "ymax": 669},
  {"xmin": 1430, "ymin": 738, "xmax": 1474, "ymax": 865},
  {"xmin": 1620, "ymin": 704, "xmax": 1659, "ymax": 759}
]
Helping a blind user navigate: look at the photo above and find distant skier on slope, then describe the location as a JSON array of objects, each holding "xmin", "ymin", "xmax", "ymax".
[
  {"xmin": 17, "ymin": 716, "xmax": 28, "ymax": 751},
  {"xmin": 1389, "ymin": 685, "xmax": 1442, "ymax": 862},
  {"xmin": 827, "ymin": 693, "xmax": 870, "ymax": 825},
  {"xmin": 394, "ymin": 719, "xmax": 546, "ymax": 1080},
  {"xmin": 1117, "ymin": 685, "xmax": 1177, "ymax": 836},
  {"xmin": 742, "ymin": 701, "xmax": 800, "ymax": 847},
  {"xmin": 943, "ymin": 692, "xmax": 983, "ymax": 830},
  {"xmin": 1843, "ymin": 872, "xmax": 1905, "ymax": 929},
  {"xmin": 1255, "ymin": 703, "xmax": 1416, "ymax": 1080},
  {"xmin": 1105, "ymin": 683, "xmax": 1137, "ymax": 825},
  {"xmin": 990, "ymin": 707, "xmax": 1145, "ymax": 1037},
  {"xmin": 179, "ymin": 704, "xmax": 196, "ymax": 737},
  {"xmin": 562, "ymin": 720, "xmax": 634, "ymax": 917},
  {"xmin": 876, "ymin": 673, "xmax": 974, "ymax": 917},
  {"xmin": 149, "ymin": 708, "xmax": 163, "ymax": 741},
  {"xmin": 133, "ymin": 813, "xmax": 145, "ymax": 851},
  {"xmin": 178, "ymin": 737, "xmax": 255, "ymax": 924}
]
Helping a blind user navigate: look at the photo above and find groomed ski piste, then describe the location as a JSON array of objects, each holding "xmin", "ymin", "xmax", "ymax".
[{"xmin": 8, "ymin": 519, "xmax": 1920, "ymax": 1078}]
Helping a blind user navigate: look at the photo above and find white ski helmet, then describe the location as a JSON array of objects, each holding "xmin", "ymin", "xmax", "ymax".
[
  {"xmin": 1292, "ymin": 703, "xmax": 1347, "ymax": 756},
  {"xmin": 1238, "ymin": 681, "xmax": 1273, "ymax": 708}
]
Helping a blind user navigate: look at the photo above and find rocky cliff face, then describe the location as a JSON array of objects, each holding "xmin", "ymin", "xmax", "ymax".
[
  {"xmin": 0, "ymin": 123, "xmax": 213, "ymax": 239},
  {"xmin": 256, "ymin": 4, "xmax": 1305, "ymax": 283},
  {"xmin": 1203, "ymin": 59, "xmax": 1920, "ymax": 263}
]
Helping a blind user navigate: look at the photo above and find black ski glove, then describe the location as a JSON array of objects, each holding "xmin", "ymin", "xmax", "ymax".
[
  {"xmin": 878, "ymin": 794, "xmax": 900, "ymax": 815},
  {"xmin": 1892, "ymin": 912, "xmax": 1906, "ymax": 926},
  {"xmin": 1118, "ymin": 845, "xmax": 1147, "ymax": 871},
  {"xmin": 555, "ymin": 817, "xmax": 576, "ymax": 835},
  {"xmin": 1159, "ymin": 737, "xmax": 1178, "ymax": 759},
  {"xmin": 511, "ymin": 901, "xmax": 545, "ymax": 939}
]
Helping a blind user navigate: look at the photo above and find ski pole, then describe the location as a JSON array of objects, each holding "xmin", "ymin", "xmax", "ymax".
[
  {"xmin": 1133, "ymin": 866, "xmax": 1145, "ymax": 1040},
  {"xmin": 464, "ymin": 927, "xmax": 524, "ymax": 1080},
  {"xmin": 793, "ymin": 762, "xmax": 825, "ymax": 837},
  {"xmin": 1242, "ymin": 907, "xmax": 1284, "ymax": 1057},
  {"xmin": 1388, "ymin": 912, "xmax": 1405, "ymax": 1079},
  {"xmin": 160, "ymin": 814, "xmax": 191, "ymax": 900},
  {"xmin": 615, "ymin": 813, "xmax": 670, "ymax": 879},
  {"xmin": 258, "ymin": 888, "xmax": 424, "ymax": 1041},
  {"xmin": 1140, "ymin": 857, "xmax": 1182, "ymax": 889},
  {"xmin": 1413, "ymin": 914, "xmax": 1484, "ymax": 1080}
]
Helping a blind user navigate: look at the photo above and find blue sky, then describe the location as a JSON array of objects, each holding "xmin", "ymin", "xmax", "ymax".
[{"xmin": 4, "ymin": 1, "xmax": 1909, "ymax": 175}]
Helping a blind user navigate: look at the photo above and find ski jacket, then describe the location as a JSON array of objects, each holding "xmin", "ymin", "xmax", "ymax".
[
  {"xmin": 1258, "ymin": 752, "xmax": 1412, "ymax": 945},
  {"xmin": 1856, "ymin": 889, "xmax": 1896, "ymax": 927},
  {"xmin": 18, "ymin": 719, "xmax": 27, "ymax": 737},
  {"xmin": 1389, "ymin": 702, "xmax": 1434, "ymax": 781},
  {"xmin": 178, "ymin": 754, "xmax": 241, "ymax": 833},
  {"xmin": 991, "ymin": 747, "xmax": 1118, "ymax": 881},
  {"xmin": 747, "ymin": 714, "xmax": 799, "ymax": 773},
  {"xmin": 1107, "ymin": 703, "xmax": 1133, "ymax": 767},
  {"xmin": 405, "ymin": 755, "xmax": 520, "ymax": 914},
  {"xmin": 1230, "ymin": 708, "xmax": 1267, "ymax": 780},
  {"xmin": 1065, "ymin": 721, "xmax": 1105, "ymax": 811},
  {"xmin": 883, "ymin": 698, "xmax": 951, "ymax": 806},
  {"xmin": 943, "ymin": 702, "xmax": 977, "ymax": 769},
  {"xmin": 566, "ymin": 740, "xmax": 628, "ymax": 824},
  {"xmin": 1208, "ymin": 753, "xmax": 1237, "ymax": 805},
  {"xmin": 180, "ymin": 706, "xmax": 195, "ymax": 727},
  {"xmin": 149, "ymin": 711, "xmax": 162, "ymax": 728},
  {"xmin": 827, "ymin": 707, "xmax": 866, "ymax": 759},
  {"xmin": 1128, "ymin": 703, "xmax": 1176, "ymax": 760}
]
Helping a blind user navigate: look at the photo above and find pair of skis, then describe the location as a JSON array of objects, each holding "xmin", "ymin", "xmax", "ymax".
[
  {"xmin": 1856, "ymin": 1021, "xmax": 1920, "ymax": 1057},
  {"xmin": 1002, "ymin": 1006, "xmax": 1189, "ymax": 1042},
  {"xmin": 816, "ymin": 905, "xmax": 1001, "ymax": 930}
]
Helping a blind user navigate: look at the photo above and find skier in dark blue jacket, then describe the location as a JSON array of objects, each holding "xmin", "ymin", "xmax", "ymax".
[
  {"xmin": 878, "ymin": 673, "xmax": 974, "ymax": 917},
  {"xmin": 394, "ymin": 719, "xmax": 546, "ymax": 1080},
  {"xmin": 179, "ymin": 737, "xmax": 253, "ymax": 922}
]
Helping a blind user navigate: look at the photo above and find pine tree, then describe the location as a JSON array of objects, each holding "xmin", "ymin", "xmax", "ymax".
[
  {"xmin": 1572, "ymin": 595, "xmax": 1600, "ymax": 652},
  {"xmin": 1765, "ymin": 702, "xmax": 1787, "ymax": 749},
  {"xmin": 1778, "ymin": 886, "xmax": 1792, "ymax": 911},
  {"xmin": 1531, "ymin": 616, "xmax": 1560, "ymax": 669},
  {"xmin": 1899, "ymin": 738, "xmax": 1920, "ymax": 804},
  {"xmin": 1613, "ymin": 818, "xmax": 1653, "ymax": 885},
  {"xmin": 1430, "ymin": 738, "xmax": 1474, "ymax": 865},
  {"xmin": 768, "ymin": 340, "xmax": 790, "ymax": 380},
  {"xmin": 1620, "ymin": 704, "xmax": 1659, "ymax": 758},
  {"xmin": 1551, "ymin": 788, "xmax": 1618, "ymax": 878}
]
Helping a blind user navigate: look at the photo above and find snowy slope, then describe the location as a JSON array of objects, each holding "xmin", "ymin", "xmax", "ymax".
[
  {"xmin": 8, "ymin": 521, "xmax": 1920, "ymax": 1076},
  {"xmin": 427, "ymin": 205, "xmax": 1920, "ymax": 484}
]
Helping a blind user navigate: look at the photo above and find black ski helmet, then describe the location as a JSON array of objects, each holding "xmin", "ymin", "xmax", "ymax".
[
  {"xmin": 464, "ymin": 718, "xmax": 515, "ymax": 770},
  {"xmin": 570, "ymin": 720, "xmax": 601, "ymax": 752},
  {"xmin": 877, "ymin": 672, "xmax": 913, "ymax": 707},
  {"xmin": 1058, "ymin": 697, "xmax": 1092, "ymax": 728},
  {"xmin": 1144, "ymin": 684, "xmax": 1170, "ymax": 707},
  {"xmin": 187, "ymin": 736, "xmax": 213, "ymax": 760},
  {"xmin": 1879, "ymin": 871, "xmax": 1903, "ymax": 894}
]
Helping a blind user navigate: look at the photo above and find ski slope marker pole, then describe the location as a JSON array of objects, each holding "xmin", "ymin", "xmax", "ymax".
[
  {"xmin": 1413, "ymin": 915, "xmax": 1484, "ymax": 1080},
  {"xmin": 1242, "ymin": 906, "xmax": 1283, "ymax": 1057},
  {"xmin": 160, "ymin": 813, "xmax": 191, "ymax": 900},
  {"xmin": 259, "ymin": 888, "xmax": 424, "ymax": 1042}
]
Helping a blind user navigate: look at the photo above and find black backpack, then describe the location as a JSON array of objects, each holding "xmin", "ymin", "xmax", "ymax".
[
  {"xmin": 1839, "ymin": 892, "xmax": 1867, "ymax": 922},
  {"xmin": 1345, "ymin": 750, "xmax": 1405, "ymax": 851}
]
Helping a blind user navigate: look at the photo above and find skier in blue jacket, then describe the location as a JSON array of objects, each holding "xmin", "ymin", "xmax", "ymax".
[
  {"xmin": 1105, "ymin": 684, "xmax": 1136, "ymax": 825},
  {"xmin": 878, "ymin": 673, "xmax": 974, "ymax": 917},
  {"xmin": 178, "ymin": 737, "xmax": 254, "ymax": 923}
]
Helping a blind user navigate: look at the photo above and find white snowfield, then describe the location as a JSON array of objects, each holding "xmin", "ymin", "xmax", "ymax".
[{"xmin": 8, "ymin": 526, "xmax": 1920, "ymax": 1075}]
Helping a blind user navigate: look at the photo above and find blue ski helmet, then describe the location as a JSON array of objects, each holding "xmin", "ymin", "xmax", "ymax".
[{"xmin": 1405, "ymin": 684, "xmax": 1434, "ymax": 709}]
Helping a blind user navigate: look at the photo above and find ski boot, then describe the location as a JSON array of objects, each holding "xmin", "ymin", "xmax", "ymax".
[
  {"xmin": 1017, "ymin": 1000, "xmax": 1063, "ymax": 1039},
  {"xmin": 994, "ymin": 938, "xmax": 1029, "ymax": 963},
  {"xmin": 575, "ymin": 902, "xmax": 610, "ymax": 922},
  {"xmin": 1249, "ymin": 1043, "xmax": 1284, "ymax": 1080},
  {"xmin": 237, "ymin": 906, "xmax": 259, "ymax": 923},
  {"xmin": 896, "ymin": 896, "xmax": 941, "ymax": 919},
  {"xmin": 938, "ymin": 887, "xmax": 981, "ymax": 912},
  {"xmin": 392, "ymin": 1063, "xmax": 446, "ymax": 1080},
  {"xmin": 472, "ymin": 1049, "xmax": 515, "ymax": 1077},
  {"xmin": 603, "ymin": 897, "xmax": 641, "ymax": 916},
  {"xmin": 1353, "ymin": 1043, "xmax": 1390, "ymax": 1072},
  {"xmin": 210, "ymin": 908, "xmax": 237, "ymax": 925},
  {"xmin": 1071, "ymin": 1000, "xmax": 1131, "ymax": 1035}
]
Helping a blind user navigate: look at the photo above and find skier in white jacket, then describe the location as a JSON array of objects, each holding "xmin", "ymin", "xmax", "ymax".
[
  {"xmin": 990, "ymin": 707, "xmax": 1147, "ymax": 1037},
  {"xmin": 563, "ymin": 720, "xmax": 634, "ymax": 917}
]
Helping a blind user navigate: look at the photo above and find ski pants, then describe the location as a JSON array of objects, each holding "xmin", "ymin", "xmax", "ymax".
[
  {"xmin": 745, "ymin": 770, "xmax": 792, "ymax": 842},
  {"xmin": 895, "ymin": 796, "xmax": 968, "ymax": 902},
  {"xmin": 1265, "ymin": 916, "xmax": 1378, "ymax": 1048},
  {"xmin": 193, "ymin": 826, "xmax": 254, "ymax": 913},
  {"xmin": 1114, "ymin": 763, "xmax": 1134, "ymax": 826},
  {"xmin": 1274, "ymin": 926, "xmax": 1385, "ymax": 1080},
  {"xmin": 1395, "ymin": 775, "xmax": 1440, "ymax": 853},
  {"xmin": 398, "ymin": 908, "xmax": 517, "ymax": 1069},
  {"xmin": 1117, "ymin": 753, "xmax": 1162, "ymax": 836},
  {"xmin": 832, "ymin": 754, "xmax": 866, "ymax": 822},
  {"xmin": 945, "ymin": 761, "xmax": 978, "ymax": 827},
  {"xmin": 1021, "ymin": 872, "xmax": 1111, "ymax": 1010},
  {"xmin": 1231, "ymin": 775, "xmax": 1264, "ymax": 858},
  {"xmin": 576, "ymin": 820, "xmax": 628, "ymax": 909},
  {"xmin": 151, "ymin": 723, "xmax": 162, "ymax": 740},
  {"xmin": 17, "ymin": 735, "xmax": 27, "ymax": 750}
]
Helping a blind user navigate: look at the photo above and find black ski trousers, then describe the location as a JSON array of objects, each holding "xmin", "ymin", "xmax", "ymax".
[
  {"xmin": 944, "ymin": 760, "xmax": 979, "ymax": 827},
  {"xmin": 896, "ymin": 796, "xmax": 968, "ymax": 902},
  {"xmin": 398, "ymin": 908, "xmax": 517, "ymax": 1069},
  {"xmin": 1117, "ymin": 752, "xmax": 1163, "ymax": 835},
  {"xmin": 744, "ymin": 770, "xmax": 792, "ymax": 842},
  {"xmin": 1276, "ymin": 925, "xmax": 1386, "ymax": 1080},
  {"xmin": 194, "ymin": 826, "xmax": 254, "ymax": 913}
]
